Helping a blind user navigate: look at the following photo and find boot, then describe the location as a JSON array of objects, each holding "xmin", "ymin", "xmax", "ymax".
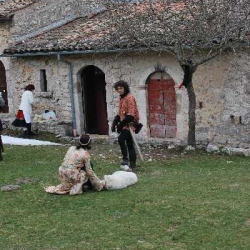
[
  {"xmin": 128, "ymin": 148, "xmax": 136, "ymax": 168},
  {"xmin": 20, "ymin": 129, "xmax": 28, "ymax": 138},
  {"xmin": 120, "ymin": 159, "xmax": 131, "ymax": 172},
  {"xmin": 120, "ymin": 159, "xmax": 129, "ymax": 166},
  {"xmin": 26, "ymin": 123, "xmax": 36, "ymax": 136},
  {"xmin": 129, "ymin": 161, "xmax": 136, "ymax": 169}
]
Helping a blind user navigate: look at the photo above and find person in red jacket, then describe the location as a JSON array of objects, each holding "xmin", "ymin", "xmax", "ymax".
[{"xmin": 111, "ymin": 80, "xmax": 142, "ymax": 171}]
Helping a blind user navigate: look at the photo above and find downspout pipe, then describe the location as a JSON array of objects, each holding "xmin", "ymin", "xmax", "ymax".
[{"xmin": 57, "ymin": 53, "xmax": 77, "ymax": 137}]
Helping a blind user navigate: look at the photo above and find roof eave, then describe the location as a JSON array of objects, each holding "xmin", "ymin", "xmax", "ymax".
[
  {"xmin": 0, "ymin": 48, "xmax": 152, "ymax": 57},
  {"xmin": 1, "ymin": 42, "xmax": 249, "ymax": 58}
]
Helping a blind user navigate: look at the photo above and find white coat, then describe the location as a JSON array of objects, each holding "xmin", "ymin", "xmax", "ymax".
[{"xmin": 19, "ymin": 90, "xmax": 34, "ymax": 115}]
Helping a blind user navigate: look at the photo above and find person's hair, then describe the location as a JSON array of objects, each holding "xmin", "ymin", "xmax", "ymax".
[
  {"xmin": 113, "ymin": 80, "xmax": 130, "ymax": 94},
  {"xmin": 76, "ymin": 134, "xmax": 92, "ymax": 150},
  {"xmin": 25, "ymin": 84, "xmax": 35, "ymax": 91}
]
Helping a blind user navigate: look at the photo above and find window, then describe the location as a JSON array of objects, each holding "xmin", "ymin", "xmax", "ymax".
[
  {"xmin": 40, "ymin": 69, "xmax": 48, "ymax": 92},
  {"xmin": 246, "ymin": 83, "xmax": 250, "ymax": 94}
]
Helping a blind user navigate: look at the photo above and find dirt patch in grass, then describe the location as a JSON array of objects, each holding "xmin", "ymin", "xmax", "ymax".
[
  {"xmin": 15, "ymin": 177, "xmax": 40, "ymax": 184},
  {"xmin": 3, "ymin": 128, "xmax": 214, "ymax": 162},
  {"xmin": 1, "ymin": 185, "xmax": 20, "ymax": 191}
]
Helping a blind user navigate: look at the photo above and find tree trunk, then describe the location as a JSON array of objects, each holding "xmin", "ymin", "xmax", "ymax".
[{"xmin": 186, "ymin": 81, "xmax": 196, "ymax": 146}]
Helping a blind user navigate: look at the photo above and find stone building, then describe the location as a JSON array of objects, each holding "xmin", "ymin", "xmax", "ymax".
[{"xmin": 0, "ymin": 0, "xmax": 249, "ymax": 149}]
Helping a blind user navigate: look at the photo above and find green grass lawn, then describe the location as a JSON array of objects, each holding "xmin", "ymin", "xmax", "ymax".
[{"xmin": 0, "ymin": 143, "xmax": 249, "ymax": 250}]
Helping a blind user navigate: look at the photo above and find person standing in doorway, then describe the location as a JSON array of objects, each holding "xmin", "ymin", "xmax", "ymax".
[
  {"xmin": 111, "ymin": 80, "xmax": 142, "ymax": 172},
  {"xmin": 19, "ymin": 84, "xmax": 36, "ymax": 136}
]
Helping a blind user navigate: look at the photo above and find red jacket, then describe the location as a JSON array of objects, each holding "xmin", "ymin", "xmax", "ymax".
[{"xmin": 118, "ymin": 93, "xmax": 139, "ymax": 130}]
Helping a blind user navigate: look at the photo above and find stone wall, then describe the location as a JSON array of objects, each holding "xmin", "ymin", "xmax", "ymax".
[
  {"xmin": 3, "ymin": 48, "xmax": 250, "ymax": 147},
  {"xmin": 32, "ymin": 121, "xmax": 73, "ymax": 137},
  {"xmin": 194, "ymin": 50, "xmax": 250, "ymax": 148},
  {"xmin": 71, "ymin": 52, "xmax": 187, "ymax": 142},
  {"xmin": 213, "ymin": 51, "xmax": 250, "ymax": 148},
  {"xmin": 5, "ymin": 51, "xmax": 188, "ymax": 140},
  {"xmin": 8, "ymin": 55, "xmax": 72, "ymax": 122}
]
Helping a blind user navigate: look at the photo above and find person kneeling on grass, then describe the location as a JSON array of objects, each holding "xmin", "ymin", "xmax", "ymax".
[{"xmin": 44, "ymin": 134, "xmax": 105, "ymax": 195}]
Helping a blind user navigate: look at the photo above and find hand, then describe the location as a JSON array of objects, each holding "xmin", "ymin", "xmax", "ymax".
[
  {"xmin": 111, "ymin": 124, "xmax": 116, "ymax": 133},
  {"xmin": 135, "ymin": 123, "xmax": 143, "ymax": 134},
  {"xmin": 116, "ymin": 123, "xmax": 123, "ymax": 133},
  {"xmin": 111, "ymin": 115, "xmax": 120, "ymax": 132}
]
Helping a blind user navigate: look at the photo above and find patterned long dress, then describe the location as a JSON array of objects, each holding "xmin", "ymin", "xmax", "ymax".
[{"xmin": 45, "ymin": 146, "xmax": 104, "ymax": 195}]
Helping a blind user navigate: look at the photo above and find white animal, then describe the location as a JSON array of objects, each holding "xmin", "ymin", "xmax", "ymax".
[{"xmin": 104, "ymin": 171, "xmax": 138, "ymax": 190}]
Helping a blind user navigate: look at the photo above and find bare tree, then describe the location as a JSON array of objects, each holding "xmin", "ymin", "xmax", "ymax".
[{"xmin": 96, "ymin": 0, "xmax": 250, "ymax": 146}]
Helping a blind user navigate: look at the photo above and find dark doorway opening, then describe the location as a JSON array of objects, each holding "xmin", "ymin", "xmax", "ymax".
[
  {"xmin": 0, "ymin": 61, "xmax": 8, "ymax": 113},
  {"xmin": 81, "ymin": 65, "xmax": 108, "ymax": 135}
]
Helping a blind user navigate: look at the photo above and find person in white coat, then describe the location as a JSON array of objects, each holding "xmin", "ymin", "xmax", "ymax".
[{"xmin": 19, "ymin": 84, "xmax": 36, "ymax": 135}]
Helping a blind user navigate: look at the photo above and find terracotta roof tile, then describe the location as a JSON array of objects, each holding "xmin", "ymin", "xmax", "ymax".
[
  {"xmin": 3, "ymin": 1, "xmax": 249, "ymax": 55},
  {"xmin": 4, "ymin": 10, "xmax": 115, "ymax": 54},
  {"xmin": 3, "ymin": 2, "xmax": 187, "ymax": 54}
]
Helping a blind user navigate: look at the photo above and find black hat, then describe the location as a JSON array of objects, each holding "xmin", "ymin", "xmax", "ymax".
[{"xmin": 79, "ymin": 134, "xmax": 92, "ymax": 146}]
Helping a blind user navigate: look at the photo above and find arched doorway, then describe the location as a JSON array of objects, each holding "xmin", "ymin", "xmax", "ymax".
[
  {"xmin": 81, "ymin": 65, "xmax": 108, "ymax": 135},
  {"xmin": 0, "ymin": 61, "xmax": 8, "ymax": 113},
  {"xmin": 147, "ymin": 71, "xmax": 177, "ymax": 138}
]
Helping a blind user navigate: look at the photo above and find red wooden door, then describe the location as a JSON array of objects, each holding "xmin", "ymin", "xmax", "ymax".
[
  {"xmin": 0, "ymin": 61, "xmax": 8, "ymax": 113},
  {"xmin": 148, "ymin": 77, "xmax": 177, "ymax": 138}
]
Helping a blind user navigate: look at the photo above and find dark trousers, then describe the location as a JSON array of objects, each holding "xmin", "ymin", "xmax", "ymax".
[
  {"xmin": 118, "ymin": 129, "xmax": 136, "ymax": 164},
  {"xmin": 25, "ymin": 123, "xmax": 35, "ymax": 135}
]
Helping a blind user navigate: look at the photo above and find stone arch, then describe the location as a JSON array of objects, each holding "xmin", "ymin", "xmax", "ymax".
[
  {"xmin": 146, "ymin": 71, "xmax": 177, "ymax": 138},
  {"xmin": 78, "ymin": 65, "xmax": 108, "ymax": 135},
  {"xmin": 0, "ymin": 60, "xmax": 8, "ymax": 113},
  {"xmin": 138, "ymin": 64, "xmax": 181, "ymax": 88}
]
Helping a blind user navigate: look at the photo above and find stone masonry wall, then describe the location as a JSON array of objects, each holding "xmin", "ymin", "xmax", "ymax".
[
  {"xmin": 6, "ymin": 51, "xmax": 188, "ymax": 140},
  {"xmin": 4, "ymin": 48, "xmax": 250, "ymax": 147},
  {"xmin": 214, "ymin": 51, "xmax": 250, "ymax": 148},
  {"xmin": 194, "ymin": 54, "xmax": 231, "ymax": 144},
  {"xmin": 71, "ymin": 52, "xmax": 187, "ymax": 142},
  {"xmin": 194, "ymin": 50, "xmax": 250, "ymax": 148},
  {"xmin": 9, "ymin": 55, "xmax": 72, "ymax": 121}
]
